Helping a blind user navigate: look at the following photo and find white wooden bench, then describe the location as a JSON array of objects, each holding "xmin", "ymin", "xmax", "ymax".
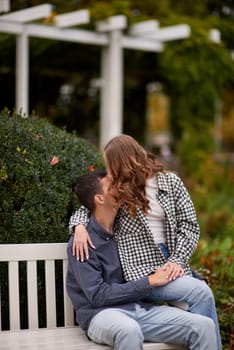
[{"xmin": 0, "ymin": 243, "xmax": 186, "ymax": 350}]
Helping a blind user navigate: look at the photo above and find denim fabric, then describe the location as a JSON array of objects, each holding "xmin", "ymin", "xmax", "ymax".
[
  {"xmin": 159, "ymin": 242, "xmax": 170, "ymax": 259},
  {"xmin": 148, "ymin": 243, "xmax": 222, "ymax": 350},
  {"xmin": 159, "ymin": 243, "xmax": 207, "ymax": 282},
  {"xmin": 88, "ymin": 304, "xmax": 217, "ymax": 350}
]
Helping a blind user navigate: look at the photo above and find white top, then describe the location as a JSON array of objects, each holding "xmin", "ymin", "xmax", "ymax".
[{"xmin": 145, "ymin": 177, "xmax": 166, "ymax": 244}]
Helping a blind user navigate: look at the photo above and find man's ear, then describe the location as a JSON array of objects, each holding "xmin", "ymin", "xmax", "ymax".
[{"xmin": 94, "ymin": 194, "xmax": 104, "ymax": 205}]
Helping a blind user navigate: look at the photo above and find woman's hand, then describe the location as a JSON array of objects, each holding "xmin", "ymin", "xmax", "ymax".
[
  {"xmin": 72, "ymin": 224, "xmax": 95, "ymax": 261},
  {"xmin": 162, "ymin": 261, "xmax": 184, "ymax": 281}
]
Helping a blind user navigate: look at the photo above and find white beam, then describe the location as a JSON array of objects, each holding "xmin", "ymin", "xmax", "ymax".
[
  {"xmin": 96, "ymin": 15, "xmax": 127, "ymax": 32},
  {"xmin": 129, "ymin": 20, "xmax": 159, "ymax": 36},
  {"xmin": 138, "ymin": 24, "xmax": 191, "ymax": 42},
  {"xmin": 0, "ymin": 21, "xmax": 109, "ymax": 45},
  {"xmin": 0, "ymin": 21, "xmax": 165, "ymax": 51},
  {"xmin": 0, "ymin": 4, "xmax": 52, "ymax": 22},
  {"xmin": 0, "ymin": 20, "xmax": 23, "ymax": 34},
  {"xmin": 55, "ymin": 9, "xmax": 89, "ymax": 28},
  {"xmin": 26, "ymin": 24, "xmax": 109, "ymax": 46},
  {"xmin": 122, "ymin": 36, "xmax": 163, "ymax": 52}
]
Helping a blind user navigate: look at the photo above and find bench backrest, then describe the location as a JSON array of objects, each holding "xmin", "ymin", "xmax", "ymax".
[{"xmin": 0, "ymin": 243, "xmax": 74, "ymax": 331}]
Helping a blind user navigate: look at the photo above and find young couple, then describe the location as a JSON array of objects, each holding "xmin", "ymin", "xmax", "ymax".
[{"xmin": 67, "ymin": 134, "xmax": 222, "ymax": 350}]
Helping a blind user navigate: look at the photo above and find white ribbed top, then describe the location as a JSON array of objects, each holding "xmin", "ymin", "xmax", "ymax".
[{"xmin": 145, "ymin": 177, "xmax": 166, "ymax": 244}]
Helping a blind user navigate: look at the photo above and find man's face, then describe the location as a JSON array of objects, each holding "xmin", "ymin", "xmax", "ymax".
[{"xmin": 100, "ymin": 176, "xmax": 119, "ymax": 210}]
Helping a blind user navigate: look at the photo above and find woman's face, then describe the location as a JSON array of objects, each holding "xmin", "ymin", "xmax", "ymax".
[
  {"xmin": 103, "ymin": 152, "xmax": 111, "ymax": 177},
  {"xmin": 100, "ymin": 175, "xmax": 119, "ymax": 209}
]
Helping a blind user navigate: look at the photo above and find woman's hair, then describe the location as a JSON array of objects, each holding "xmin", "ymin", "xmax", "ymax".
[{"xmin": 104, "ymin": 134, "xmax": 164, "ymax": 218}]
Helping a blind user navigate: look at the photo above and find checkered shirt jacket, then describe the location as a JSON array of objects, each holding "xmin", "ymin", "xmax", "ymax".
[{"xmin": 69, "ymin": 172, "xmax": 200, "ymax": 281}]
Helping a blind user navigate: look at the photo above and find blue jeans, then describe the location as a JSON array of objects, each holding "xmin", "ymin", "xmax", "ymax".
[
  {"xmin": 145, "ymin": 243, "xmax": 222, "ymax": 350},
  {"xmin": 88, "ymin": 304, "xmax": 217, "ymax": 350}
]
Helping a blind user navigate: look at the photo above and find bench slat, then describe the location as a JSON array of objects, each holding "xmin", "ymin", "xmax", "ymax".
[
  {"xmin": 45, "ymin": 260, "xmax": 56, "ymax": 327},
  {"xmin": 27, "ymin": 261, "xmax": 38, "ymax": 329},
  {"xmin": 63, "ymin": 259, "xmax": 74, "ymax": 326},
  {"xmin": 9, "ymin": 261, "xmax": 20, "ymax": 330},
  {"xmin": 0, "ymin": 243, "xmax": 68, "ymax": 261},
  {"xmin": 0, "ymin": 327, "xmax": 185, "ymax": 350}
]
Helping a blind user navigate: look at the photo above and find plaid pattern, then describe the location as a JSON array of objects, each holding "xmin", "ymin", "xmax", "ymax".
[{"xmin": 69, "ymin": 172, "xmax": 200, "ymax": 281}]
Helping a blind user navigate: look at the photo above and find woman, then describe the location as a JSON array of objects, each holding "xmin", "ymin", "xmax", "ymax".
[{"xmin": 70, "ymin": 134, "xmax": 222, "ymax": 350}]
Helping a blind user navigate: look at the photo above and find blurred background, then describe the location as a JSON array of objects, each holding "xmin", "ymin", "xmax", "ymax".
[
  {"xmin": 1, "ymin": 0, "xmax": 234, "ymax": 149},
  {"xmin": 0, "ymin": 1, "xmax": 234, "ymax": 348}
]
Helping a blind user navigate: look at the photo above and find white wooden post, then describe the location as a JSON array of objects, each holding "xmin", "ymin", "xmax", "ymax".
[
  {"xmin": 1, "ymin": 4, "xmax": 53, "ymax": 117},
  {"xmin": 16, "ymin": 29, "xmax": 29, "ymax": 116},
  {"xmin": 0, "ymin": 0, "xmax": 10, "ymax": 13},
  {"xmin": 97, "ymin": 16, "xmax": 126, "ymax": 147},
  {"xmin": 100, "ymin": 31, "xmax": 123, "ymax": 147},
  {"xmin": 100, "ymin": 47, "xmax": 109, "ymax": 149}
]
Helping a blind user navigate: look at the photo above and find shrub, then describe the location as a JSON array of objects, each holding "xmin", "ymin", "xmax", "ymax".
[
  {"xmin": 0, "ymin": 110, "xmax": 103, "ymax": 243},
  {"xmin": 191, "ymin": 237, "xmax": 234, "ymax": 350}
]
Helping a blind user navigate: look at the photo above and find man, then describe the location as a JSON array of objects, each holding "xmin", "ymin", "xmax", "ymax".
[{"xmin": 66, "ymin": 169, "xmax": 217, "ymax": 350}]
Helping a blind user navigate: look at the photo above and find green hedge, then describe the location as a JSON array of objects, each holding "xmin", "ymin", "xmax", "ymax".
[
  {"xmin": 0, "ymin": 110, "xmax": 103, "ymax": 243},
  {"xmin": 191, "ymin": 237, "xmax": 234, "ymax": 349}
]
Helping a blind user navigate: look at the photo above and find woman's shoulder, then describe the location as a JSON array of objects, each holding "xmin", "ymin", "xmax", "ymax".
[
  {"xmin": 157, "ymin": 171, "xmax": 182, "ymax": 184},
  {"xmin": 156, "ymin": 171, "xmax": 187, "ymax": 194}
]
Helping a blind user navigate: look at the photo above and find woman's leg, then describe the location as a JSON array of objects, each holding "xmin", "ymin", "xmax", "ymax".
[
  {"xmin": 135, "ymin": 304, "xmax": 217, "ymax": 350},
  {"xmin": 145, "ymin": 275, "xmax": 222, "ymax": 350}
]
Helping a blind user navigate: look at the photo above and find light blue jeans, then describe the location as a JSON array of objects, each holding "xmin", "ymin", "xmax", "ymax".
[
  {"xmin": 88, "ymin": 304, "xmax": 217, "ymax": 350},
  {"xmin": 144, "ymin": 243, "xmax": 222, "ymax": 350}
]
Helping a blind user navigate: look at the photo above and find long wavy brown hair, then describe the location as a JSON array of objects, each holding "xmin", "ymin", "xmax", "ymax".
[{"xmin": 103, "ymin": 134, "xmax": 164, "ymax": 218}]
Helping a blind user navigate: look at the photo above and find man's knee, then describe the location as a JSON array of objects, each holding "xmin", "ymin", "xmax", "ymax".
[
  {"xmin": 88, "ymin": 308, "xmax": 145, "ymax": 350},
  {"xmin": 117, "ymin": 319, "xmax": 143, "ymax": 342},
  {"xmin": 114, "ymin": 319, "xmax": 144, "ymax": 350}
]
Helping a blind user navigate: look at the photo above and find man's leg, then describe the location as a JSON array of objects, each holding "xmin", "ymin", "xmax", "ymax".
[
  {"xmin": 87, "ymin": 308, "xmax": 144, "ymax": 350},
  {"xmin": 135, "ymin": 304, "xmax": 217, "ymax": 350},
  {"xmin": 145, "ymin": 275, "xmax": 222, "ymax": 350}
]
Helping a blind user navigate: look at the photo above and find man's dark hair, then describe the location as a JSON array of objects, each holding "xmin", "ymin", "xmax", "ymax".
[{"xmin": 74, "ymin": 169, "xmax": 106, "ymax": 212}]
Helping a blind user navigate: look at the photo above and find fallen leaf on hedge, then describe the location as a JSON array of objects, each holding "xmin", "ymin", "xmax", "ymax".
[
  {"xmin": 50, "ymin": 155, "xmax": 59, "ymax": 166},
  {"xmin": 88, "ymin": 165, "xmax": 95, "ymax": 171}
]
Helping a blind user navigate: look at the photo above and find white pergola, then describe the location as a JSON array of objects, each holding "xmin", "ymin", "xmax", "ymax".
[{"xmin": 0, "ymin": 3, "xmax": 219, "ymax": 146}]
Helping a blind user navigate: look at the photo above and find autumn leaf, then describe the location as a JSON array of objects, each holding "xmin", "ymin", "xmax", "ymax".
[
  {"xmin": 88, "ymin": 165, "xmax": 95, "ymax": 172},
  {"xmin": 50, "ymin": 155, "xmax": 59, "ymax": 166}
]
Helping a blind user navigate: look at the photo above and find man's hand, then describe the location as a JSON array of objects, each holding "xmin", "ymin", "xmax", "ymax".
[
  {"xmin": 148, "ymin": 267, "xmax": 171, "ymax": 287},
  {"xmin": 72, "ymin": 224, "xmax": 95, "ymax": 261},
  {"xmin": 162, "ymin": 261, "xmax": 184, "ymax": 281}
]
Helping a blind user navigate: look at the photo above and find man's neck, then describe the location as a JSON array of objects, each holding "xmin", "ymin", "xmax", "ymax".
[{"xmin": 93, "ymin": 209, "xmax": 116, "ymax": 233}]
